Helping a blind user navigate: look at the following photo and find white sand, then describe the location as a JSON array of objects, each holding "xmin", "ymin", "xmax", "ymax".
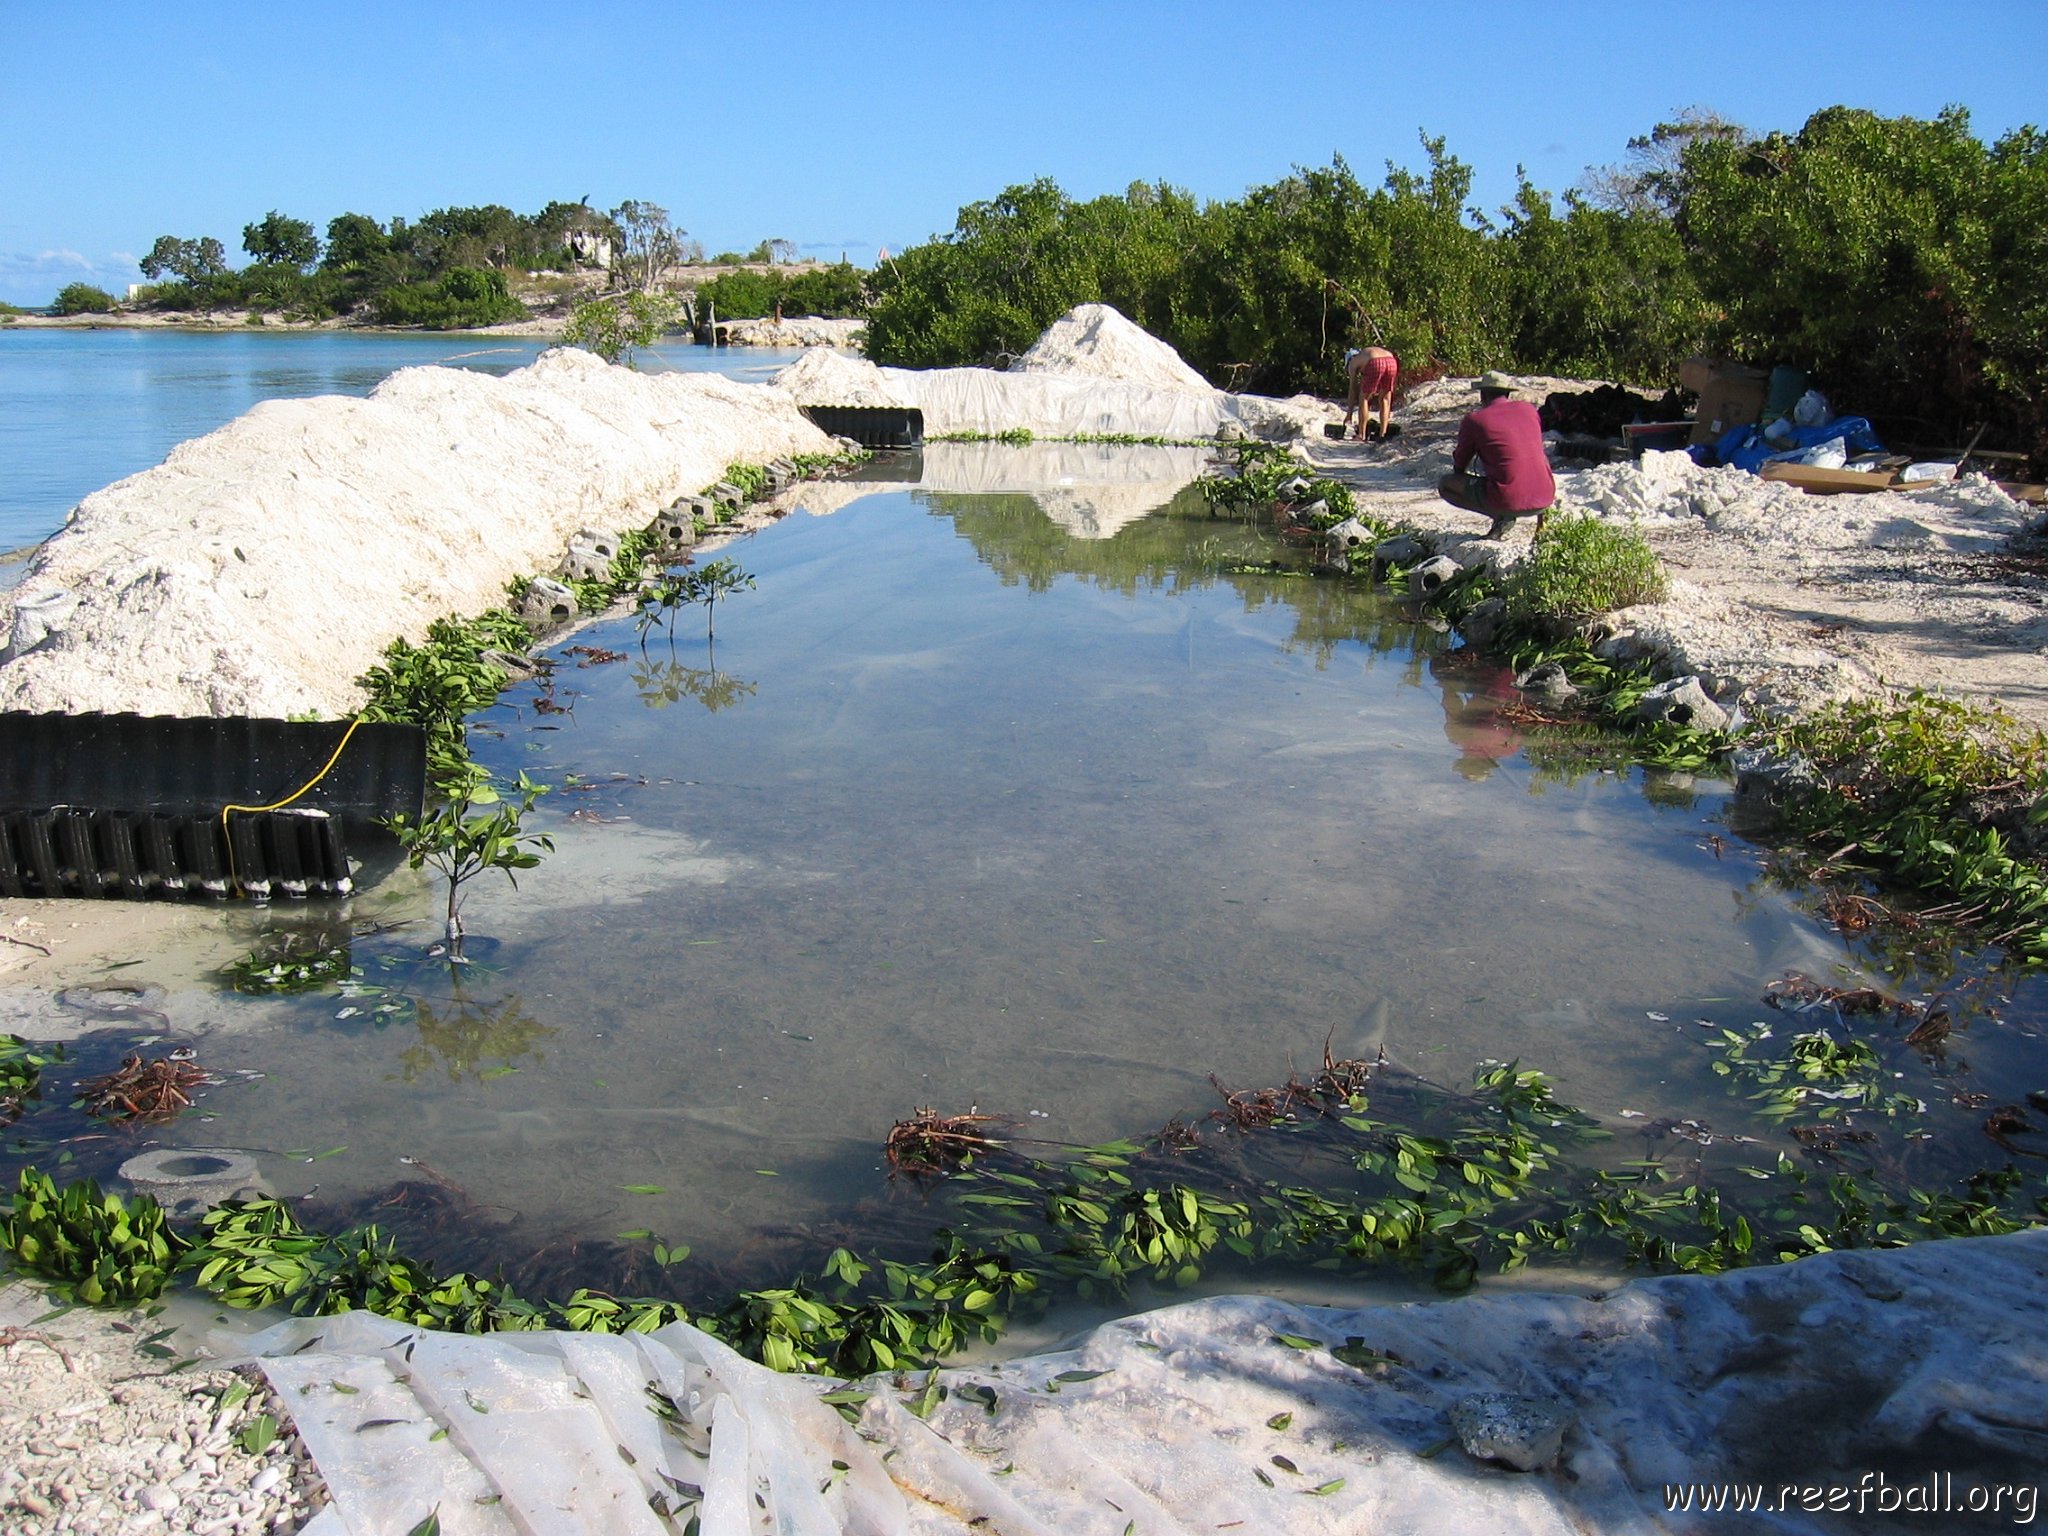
[
  {"xmin": 1305, "ymin": 384, "xmax": 2048, "ymax": 730},
  {"xmin": 0, "ymin": 350, "xmax": 837, "ymax": 718}
]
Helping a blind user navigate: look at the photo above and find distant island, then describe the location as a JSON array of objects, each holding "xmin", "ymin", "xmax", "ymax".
[{"xmin": 9, "ymin": 197, "xmax": 865, "ymax": 338}]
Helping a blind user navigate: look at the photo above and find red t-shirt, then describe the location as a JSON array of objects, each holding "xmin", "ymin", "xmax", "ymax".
[{"xmin": 1452, "ymin": 398, "xmax": 1555, "ymax": 513}]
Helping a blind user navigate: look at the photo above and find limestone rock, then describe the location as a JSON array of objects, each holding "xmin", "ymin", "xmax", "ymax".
[
  {"xmin": 1459, "ymin": 596, "xmax": 1508, "ymax": 651},
  {"xmin": 1516, "ymin": 659, "xmax": 1579, "ymax": 701},
  {"xmin": 1373, "ymin": 534, "xmax": 1429, "ymax": 567},
  {"xmin": 1449, "ymin": 1391, "xmax": 1575, "ymax": 1472}
]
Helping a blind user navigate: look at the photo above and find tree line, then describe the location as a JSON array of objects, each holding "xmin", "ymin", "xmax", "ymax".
[
  {"xmin": 56, "ymin": 198, "xmax": 865, "ymax": 333},
  {"xmin": 47, "ymin": 106, "xmax": 2045, "ymax": 464},
  {"xmin": 860, "ymin": 106, "xmax": 2046, "ymax": 465}
]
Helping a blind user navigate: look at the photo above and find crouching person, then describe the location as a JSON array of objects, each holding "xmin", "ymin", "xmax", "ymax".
[{"xmin": 1438, "ymin": 371, "xmax": 1555, "ymax": 538}]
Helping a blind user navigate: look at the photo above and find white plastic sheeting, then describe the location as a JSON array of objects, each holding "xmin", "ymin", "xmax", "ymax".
[{"xmin": 240, "ymin": 1228, "xmax": 2048, "ymax": 1534}]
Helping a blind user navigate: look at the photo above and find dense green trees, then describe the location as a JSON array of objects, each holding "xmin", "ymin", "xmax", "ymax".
[
  {"xmin": 694, "ymin": 260, "xmax": 865, "ymax": 322},
  {"xmin": 53, "ymin": 283, "xmax": 118, "ymax": 315},
  {"xmin": 865, "ymin": 108, "xmax": 2046, "ymax": 461},
  {"xmin": 128, "ymin": 199, "xmax": 630, "ymax": 327},
  {"xmin": 94, "ymin": 107, "xmax": 2044, "ymax": 460},
  {"xmin": 242, "ymin": 210, "xmax": 320, "ymax": 270},
  {"xmin": 1675, "ymin": 105, "xmax": 2047, "ymax": 456},
  {"xmin": 139, "ymin": 235, "xmax": 228, "ymax": 285}
]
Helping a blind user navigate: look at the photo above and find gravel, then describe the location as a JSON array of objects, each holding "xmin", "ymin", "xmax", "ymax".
[{"xmin": 0, "ymin": 1281, "xmax": 325, "ymax": 1535}]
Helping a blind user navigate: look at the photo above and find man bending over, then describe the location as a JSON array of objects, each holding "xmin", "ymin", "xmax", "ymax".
[{"xmin": 1438, "ymin": 371, "xmax": 1555, "ymax": 538}]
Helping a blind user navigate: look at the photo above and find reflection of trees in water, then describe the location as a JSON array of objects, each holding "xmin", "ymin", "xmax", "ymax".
[
  {"xmin": 632, "ymin": 660, "xmax": 757, "ymax": 713},
  {"xmin": 926, "ymin": 484, "xmax": 1422, "ymax": 663},
  {"xmin": 921, "ymin": 487, "xmax": 1262, "ymax": 597},
  {"xmin": 1270, "ymin": 580, "xmax": 1435, "ymax": 669},
  {"xmin": 398, "ymin": 989, "xmax": 553, "ymax": 1082}
]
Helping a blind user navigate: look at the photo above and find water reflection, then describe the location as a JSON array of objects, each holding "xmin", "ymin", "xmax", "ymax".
[
  {"xmin": 632, "ymin": 660, "xmax": 757, "ymax": 713},
  {"xmin": 1431, "ymin": 652, "xmax": 1526, "ymax": 782},
  {"xmin": 398, "ymin": 989, "xmax": 553, "ymax": 1084},
  {"xmin": 14, "ymin": 447, "xmax": 2046, "ymax": 1293}
]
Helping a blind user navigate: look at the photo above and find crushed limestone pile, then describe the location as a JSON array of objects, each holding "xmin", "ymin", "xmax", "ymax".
[
  {"xmin": 774, "ymin": 303, "xmax": 1337, "ymax": 443},
  {"xmin": 1562, "ymin": 449, "xmax": 2029, "ymax": 560},
  {"xmin": 1009, "ymin": 302, "xmax": 1213, "ymax": 391},
  {"xmin": 0, "ymin": 349, "xmax": 837, "ymax": 719}
]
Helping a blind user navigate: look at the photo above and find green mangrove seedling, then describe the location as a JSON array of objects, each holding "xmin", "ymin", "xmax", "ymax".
[
  {"xmin": 384, "ymin": 764, "xmax": 553, "ymax": 957},
  {"xmin": 639, "ymin": 557, "xmax": 756, "ymax": 647},
  {"xmin": 562, "ymin": 292, "xmax": 678, "ymax": 367}
]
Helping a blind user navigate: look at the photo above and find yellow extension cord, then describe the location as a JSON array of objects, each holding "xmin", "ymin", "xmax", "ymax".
[{"xmin": 219, "ymin": 714, "xmax": 370, "ymax": 895}]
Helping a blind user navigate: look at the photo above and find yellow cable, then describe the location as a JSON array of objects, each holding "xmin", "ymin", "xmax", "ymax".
[{"xmin": 221, "ymin": 715, "xmax": 370, "ymax": 895}]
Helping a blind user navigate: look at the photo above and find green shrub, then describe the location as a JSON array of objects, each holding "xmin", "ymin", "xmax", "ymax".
[
  {"xmin": 696, "ymin": 262, "xmax": 866, "ymax": 320},
  {"xmin": 370, "ymin": 266, "xmax": 524, "ymax": 329},
  {"xmin": 53, "ymin": 283, "xmax": 119, "ymax": 315},
  {"xmin": 563, "ymin": 291, "xmax": 676, "ymax": 364},
  {"xmin": 1505, "ymin": 513, "xmax": 1667, "ymax": 622}
]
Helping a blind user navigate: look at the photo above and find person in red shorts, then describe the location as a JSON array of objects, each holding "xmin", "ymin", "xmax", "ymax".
[
  {"xmin": 1438, "ymin": 371, "xmax": 1556, "ymax": 538},
  {"xmin": 1345, "ymin": 346, "xmax": 1400, "ymax": 440}
]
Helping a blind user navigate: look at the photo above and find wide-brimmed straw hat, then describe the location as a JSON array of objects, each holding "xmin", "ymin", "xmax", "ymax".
[{"xmin": 1478, "ymin": 370, "xmax": 1517, "ymax": 393}]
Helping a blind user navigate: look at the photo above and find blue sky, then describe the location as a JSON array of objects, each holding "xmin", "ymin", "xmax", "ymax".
[{"xmin": 4, "ymin": 0, "xmax": 2044, "ymax": 305}]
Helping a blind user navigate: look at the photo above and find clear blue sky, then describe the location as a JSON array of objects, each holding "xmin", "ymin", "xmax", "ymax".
[{"xmin": 4, "ymin": 0, "xmax": 2043, "ymax": 306}]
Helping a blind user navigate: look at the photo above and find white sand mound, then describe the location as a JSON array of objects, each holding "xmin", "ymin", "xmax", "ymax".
[
  {"xmin": 774, "ymin": 305, "xmax": 1340, "ymax": 444},
  {"xmin": 0, "ymin": 349, "xmax": 836, "ymax": 718},
  {"xmin": 1010, "ymin": 302, "xmax": 1213, "ymax": 393},
  {"xmin": 771, "ymin": 347, "xmax": 910, "ymax": 407},
  {"xmin": 1561, "ymin": 451, "xmax": 2030, "ymax": 565}
]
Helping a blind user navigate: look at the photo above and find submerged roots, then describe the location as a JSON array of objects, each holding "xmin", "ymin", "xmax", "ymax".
[
  {"xmin": 884, "ymin": 1107, "xmax": 1005, "ymax": 1176},
  {"xmin": 75, "ymin": 1053, "xmax": 209, "ymax": 1125}
]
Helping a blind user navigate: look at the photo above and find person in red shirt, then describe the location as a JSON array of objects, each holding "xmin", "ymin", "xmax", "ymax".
[{"xmin": 1438, "ymin": 372, "xmax": 1556, "ymax": 538}]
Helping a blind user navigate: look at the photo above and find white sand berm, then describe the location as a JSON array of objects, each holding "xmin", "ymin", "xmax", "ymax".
[{"xmin": 0, "ymin": 351, "xmax": 838, "ymax": 719}]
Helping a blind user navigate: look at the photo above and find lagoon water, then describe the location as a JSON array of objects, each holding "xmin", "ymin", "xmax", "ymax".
[
  {"xmin": 26, "ymin": 449, "xmax": 1998, "ymax": 1293},
  {"xmin": 5, "ymin": 338, "xmax": 2040, "ymax": 1304},
  {"xmin": 0, "ymin": 327, "xmax": 802, "ymax": 559}
]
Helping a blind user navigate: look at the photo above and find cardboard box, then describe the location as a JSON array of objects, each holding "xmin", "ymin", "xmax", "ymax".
[
  {"xmin": 1685, "ymin": 360, "xmax": 1770, "ymax": 445},
  {"xmin": 1759, "ymin": 462, "xmax": 1901, "ymax": 495}
]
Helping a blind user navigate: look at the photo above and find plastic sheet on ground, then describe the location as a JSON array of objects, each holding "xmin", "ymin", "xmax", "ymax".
[{"xmin": 236, "ymin": 1228, "xmax": 2048, "ymax": 1534}]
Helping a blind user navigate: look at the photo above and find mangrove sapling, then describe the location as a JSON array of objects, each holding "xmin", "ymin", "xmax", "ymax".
[
  {"xmin": 384, "ymin": 764, "xmax": 553, "ymax": 957},
  {"xmin": 638, "ymin": 557, "xmax": 755, "ymax": 648},
  {"xmin": 562, "ymin": 291, "xmax": 678, "ymax": 367},
  {"xmin": 1502, "ymin": 511, "xmax": 1667, "ymax": 625}
]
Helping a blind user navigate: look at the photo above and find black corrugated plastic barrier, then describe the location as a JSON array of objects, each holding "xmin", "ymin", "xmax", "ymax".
[
  {"xmin": 797, "ymin": 405, "xmax": 924, "ymax": 449},
  {"xmin": 0, "ymin": 713, "xmax": 425, "ymax": 901}
]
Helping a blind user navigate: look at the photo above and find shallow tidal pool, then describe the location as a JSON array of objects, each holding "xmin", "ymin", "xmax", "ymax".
[{"xmin": 11, "ymin": 445, "xmax": 2044, "ymax": 1301}]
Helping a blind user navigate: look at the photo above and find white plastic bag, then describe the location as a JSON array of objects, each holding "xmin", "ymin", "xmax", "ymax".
[
  {"xmin": 1792, "ymin": 389, "xmax": 1831, "ymax": 427},
  {"xmin": 1791, "ymin": 438, "xmax": 1848, "ymax": 469}
]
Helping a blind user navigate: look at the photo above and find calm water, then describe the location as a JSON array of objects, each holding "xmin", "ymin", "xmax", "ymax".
[
  {"xmin": 4, "ymin": 345, "xmax": 2041, "ymax": 1305},
  {"xmin": 0, "ymin": 327, "xmax": 802, "ymax": 558},
  {"xmin": 17, "ymin": 452, "xmax": 2036, "ymax": 1299}
]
